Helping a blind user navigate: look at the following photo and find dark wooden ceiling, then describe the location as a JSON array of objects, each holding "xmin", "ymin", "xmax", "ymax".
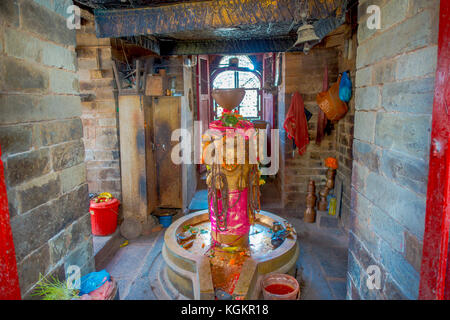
[
  {"xmin": 75, "ymin": 0, "xmax": 197, "ymax": 9},
  {"xmin": 75, "ymin": 0, "xmax": 353, "ymax": 55}
]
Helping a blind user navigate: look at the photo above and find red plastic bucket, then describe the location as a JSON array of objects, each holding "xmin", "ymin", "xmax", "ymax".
[{"xmin": 89, "ymin": 198, "xmax": 120, "ymax": 236}]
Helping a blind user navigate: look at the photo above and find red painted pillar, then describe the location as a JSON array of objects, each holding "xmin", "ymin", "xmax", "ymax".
[
  {"xmin": 0, "ymin": 144, "xmax": 21, "ymax": 300},
  {"xmin": 419, "ymin": 0, "xmax": 450, "ymax": 300}
]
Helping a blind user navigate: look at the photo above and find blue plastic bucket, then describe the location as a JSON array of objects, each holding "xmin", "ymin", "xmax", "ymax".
[{"xmin": 159, "ymin": 215, "xmax": 173, "ymax": 228}]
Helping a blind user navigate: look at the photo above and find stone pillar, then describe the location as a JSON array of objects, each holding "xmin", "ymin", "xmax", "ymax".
[
  {"xmin": 0, "ymin": 0, "xmax": 94, "ymax": 298},
  {"xmin": 76, "ymin": 12, "xmax": 122, "ymax": 201}
]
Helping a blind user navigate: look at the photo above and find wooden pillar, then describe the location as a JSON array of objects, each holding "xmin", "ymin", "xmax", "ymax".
[
  {"xmin": 419, "ymin": 0, "xmax": 450, "ymax": 300},
  {"xmin": 118, "ymin": 95, "xmax": 155, "ymax": 223}
]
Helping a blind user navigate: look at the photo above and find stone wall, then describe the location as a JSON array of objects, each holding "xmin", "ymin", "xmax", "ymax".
[
  {"xmin": 332, "ymin": 22, "xmax": 358, "ymax": 231},
  {"xmin": 347, "ymin": 0, "xmax": 439, "ymax": 299},
  {"xmin": 76, "ymin": 16, "xmax": 122, "ymax": 200},
  {"xmin": 0, "ymin": 0, "xmax": 94, "ymax": 298}
]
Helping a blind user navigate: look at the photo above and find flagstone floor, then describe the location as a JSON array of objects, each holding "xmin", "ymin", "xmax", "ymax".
[{"xmin": 103, "ymin": 183, "xmax": 349, "ymax": 300}]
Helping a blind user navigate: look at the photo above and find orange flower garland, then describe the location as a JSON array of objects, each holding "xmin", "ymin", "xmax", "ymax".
[{"xmin": 325, "ymin": 157, "xmax": 338, "ymax": 169}]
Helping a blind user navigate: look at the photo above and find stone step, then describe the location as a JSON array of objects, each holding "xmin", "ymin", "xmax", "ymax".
[
  {"xmin": 316, "ymin": 211, "xmax": 339, "ymax": 229},
  {"xmin": 149, "ymin": 253, "xmax": 172, "ymax": 300},
  {"xmin": 159, "ymin": 260, "xmax": 188, "ymax": 300},
  {"xmin": 93, "ymin": 229, "xmax": 125, "ymax": 270},
  {"xmin": 148, "ymin": 251, "xmax": 189, "ymax": 300}
]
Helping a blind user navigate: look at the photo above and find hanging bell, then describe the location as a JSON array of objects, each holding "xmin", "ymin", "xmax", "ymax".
[{"xmin": 294, "ymin": 23, "xmax": 320, "ymax": 53}]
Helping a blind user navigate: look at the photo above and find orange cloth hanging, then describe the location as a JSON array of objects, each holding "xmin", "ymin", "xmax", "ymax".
[{"xmin": 283, "ymin": 92, "xmax": 309, "ymax": 155}]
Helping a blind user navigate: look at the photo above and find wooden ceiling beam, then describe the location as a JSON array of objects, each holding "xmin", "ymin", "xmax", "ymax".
[
  {"xmin": 159, "ymin": 38, "xmax": 302, "ymax": 55},
  {"xmin": 122, "ymin": 36, "xmax": 160, "ymax": 55},
  {"xmin": 157, "ymin": 13, "xmax": 346, "ymax": 56},
  {"xmin": 94, "ymin": 0, "xmax": 347, "ymax": 38}
]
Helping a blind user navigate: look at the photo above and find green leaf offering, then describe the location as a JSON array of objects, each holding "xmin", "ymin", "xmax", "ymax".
[{"xmin": 221, "ymin": 114, "xmax": 239, "ymax": 127}]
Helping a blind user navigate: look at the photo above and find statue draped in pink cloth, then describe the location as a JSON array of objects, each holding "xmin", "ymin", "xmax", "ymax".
[{"xmin": 203, "ymin": 89, "xmax": 261, "ymax": 248}]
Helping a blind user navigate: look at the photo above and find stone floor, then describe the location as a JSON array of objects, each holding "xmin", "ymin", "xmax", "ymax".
[
  {"xmin": 103, "ymin": 183, "xmax": 349, "ymax": 300},
  {"xmin": 188, "ymin": 189, "xmax": 208, "ymax": 212},
  {"xmin": 259, "ymin": 182, "xmax": 349, "ymax": 300}
]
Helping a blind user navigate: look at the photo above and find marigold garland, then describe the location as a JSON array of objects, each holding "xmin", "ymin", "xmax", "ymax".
[{"xmin": 325, "ymin": 157, "xmax": 338, "ymax": 169}]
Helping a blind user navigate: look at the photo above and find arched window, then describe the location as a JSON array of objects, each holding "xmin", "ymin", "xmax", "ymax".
[
  {"xmin": 212, "ymin": 55, "xmax": 261, "ymax": 119},
  {"xmin": 217, "ymin": 55, "xmax": 255, "ymax": 70}
]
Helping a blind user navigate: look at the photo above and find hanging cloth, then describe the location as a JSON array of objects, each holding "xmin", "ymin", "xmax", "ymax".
[
  {"xmin": 316, "ymin": 64, "xmax": 328, "ymax": 145},
  {"xmin": 283, "ymin": 92, "xmax": 309, "ymax": 156}
]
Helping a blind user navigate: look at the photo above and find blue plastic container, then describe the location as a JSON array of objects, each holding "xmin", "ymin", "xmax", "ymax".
[
  {"xmin": 159, "ymin": 215, "xmax": 173, "ymax": 228},
  {"xmin": 79, "ymin": 269, "xmax": 110, "ymax": 295}
]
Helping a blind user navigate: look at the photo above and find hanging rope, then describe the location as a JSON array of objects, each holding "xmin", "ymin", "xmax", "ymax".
[
  {"xmin": 207, "ymin": 134, "xmax": 261, "ymax": 235},
  {"xmin": 247, "ymin": 165, "xmax": 261, "ymax": 221},
  {"xmin": 208, "ymin": 164, "xmax": 229, "ymax": 232}
]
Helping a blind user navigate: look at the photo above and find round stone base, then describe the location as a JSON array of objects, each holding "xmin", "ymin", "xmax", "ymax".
[{"xmin": 162, "ymin": 210, "xmax": 299, "ymax": 300}]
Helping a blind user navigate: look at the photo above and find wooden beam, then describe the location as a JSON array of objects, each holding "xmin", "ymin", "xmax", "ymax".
[
  {"xmin": 142, "ymin": 58, "xmax": 152, "ymax": 96},
  {"xmin": 118, "ymin": 95, "xmax": 151, "ymax": 223},
  {"xmin": 160, "ymin": 38, "xmax": 301, "ymax": 55},
  {"xmin": 122, "ymin": 36, "xmax": 160, "ymax": 56},
  {"xmin": 136, "ymin": 59, "xmax": 141, "ymax": 93},
  {"xmin": 111, "ymin": 38, "xmax": 158, "ymax": 64},
  {"xmin": 112, "ymin": 60, "xmax": 122, "ymax": 95},
  {"xmin": 313, "ymin": 14, "xmax": 346, "ymax": 39},
  {"xmin": 94, "ymin": 0, "xmax": 347, "ymax": 38},
  {"xmin": 158, "ymin": 12, "xmax": 345, "ymax": 56}
]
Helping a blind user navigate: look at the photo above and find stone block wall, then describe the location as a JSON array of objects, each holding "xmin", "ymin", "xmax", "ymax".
[
  {"xmin": 76, "ymin": 16, "xmax": 122, "ymax": 200},
  {"xmin": 333, "ymin": 22, "xmax": 358, "ymax": 232},
  {"xmin": 0, "ymin": 0, "xmax": 94, "ymax": 298},
  {"xmin": 347, "ymin": 0, "xmax": 439, "ymax": 299}
]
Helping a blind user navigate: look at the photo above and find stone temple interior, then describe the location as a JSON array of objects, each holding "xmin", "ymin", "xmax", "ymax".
[{"xmin": 0, "ymin": 0, "xmax": 448, "ymax": 302}]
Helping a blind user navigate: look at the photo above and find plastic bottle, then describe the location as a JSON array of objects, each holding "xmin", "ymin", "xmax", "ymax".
[{"xmin": 328, "ymin": 196, "xmax": 337, "ymax": 216}]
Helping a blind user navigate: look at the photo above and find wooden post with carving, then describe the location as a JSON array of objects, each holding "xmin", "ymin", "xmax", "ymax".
[{"xmin": 304, "ymin": 180, "xmax": 317, "ymax": 223}]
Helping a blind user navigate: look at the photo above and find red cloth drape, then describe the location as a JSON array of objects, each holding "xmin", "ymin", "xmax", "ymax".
[{"xmin": 283, "ymin": 92, "xmax": 309, "ymax": 155}]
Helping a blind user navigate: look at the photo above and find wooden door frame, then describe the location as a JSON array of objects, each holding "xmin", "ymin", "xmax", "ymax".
[
  {"xmin": 419, "ymin": 0, "xmax": 450, "ymax": 300},
  {"xmin": 196, "ymin": 55, "xmax": 211, "ymax": 124},
  {"xmin": 0, "ymin": 144, "xmax": 21, "ymax": 299},
  {"xmin": 262, "ymin": 52, "xmax": 276, "ymax": 127},
  {"xmin": 196, "ymin": 55, "xmax": 210, "ymax": 173}
]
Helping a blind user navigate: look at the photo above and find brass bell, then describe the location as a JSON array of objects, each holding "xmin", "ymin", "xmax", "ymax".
[{"xmin": 294, "ymin": 23, "xmax": 320, "ymax": 54}]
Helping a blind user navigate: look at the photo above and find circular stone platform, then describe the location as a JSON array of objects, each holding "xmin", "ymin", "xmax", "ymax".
[{"xmin": 162, "ymin": 210, "xmax": 299, "ymax": 300}]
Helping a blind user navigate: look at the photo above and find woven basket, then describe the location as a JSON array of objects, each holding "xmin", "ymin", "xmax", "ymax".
[{"xmin": 316, "ymin": 75, "xmax": 348, "ymax": 121}]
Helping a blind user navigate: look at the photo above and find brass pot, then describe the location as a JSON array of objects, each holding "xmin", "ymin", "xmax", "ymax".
[{"xmin": 211, "ymin": 88, "xmax": 246, "ymax": 112}]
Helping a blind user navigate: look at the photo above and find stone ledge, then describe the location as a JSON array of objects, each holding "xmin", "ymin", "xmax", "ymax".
[
  {"xmin": 94, "ymin": 229, "xmax": 125, "ymax": 271},
  {"xmin": 317, "ymin": 211, "xmax": 339, "ymax": 229}
]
